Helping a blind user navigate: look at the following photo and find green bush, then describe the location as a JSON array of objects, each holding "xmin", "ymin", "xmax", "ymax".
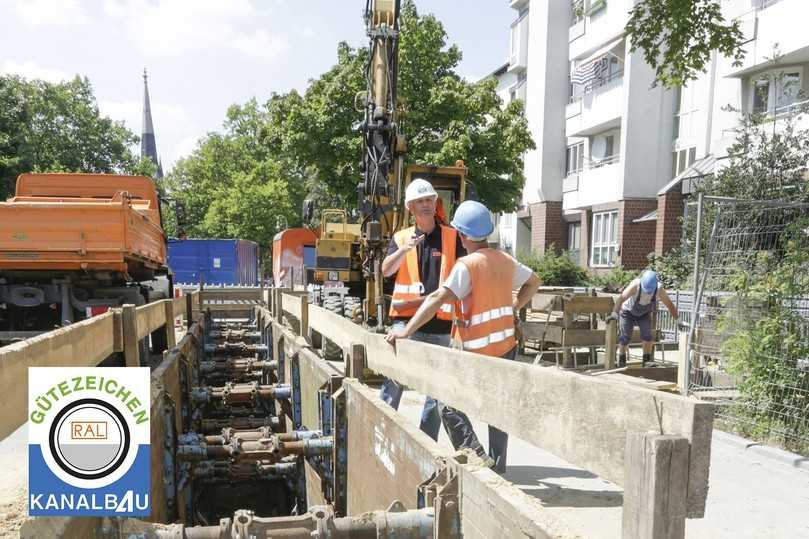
[
  {"xmin": 648, "ymin": 248, "xmax": 691, "ymax": 289},
  {"xmin": 516, "ymin": 247, "xmax": 588, "ymax": 286},
  {"xmin": 588, "ymin": 266, "xmax": 637, "ymax": 292}
]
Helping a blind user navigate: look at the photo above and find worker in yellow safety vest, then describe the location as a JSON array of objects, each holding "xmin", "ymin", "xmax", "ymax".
[{"xmin": 386, "ymin": 200, "xmax": 541, "ymax": 473}]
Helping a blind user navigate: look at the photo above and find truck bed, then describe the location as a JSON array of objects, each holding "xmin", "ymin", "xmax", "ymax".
[{"xmin": 0, "ymin": 195, "xmax": 165, "ymax": 274}]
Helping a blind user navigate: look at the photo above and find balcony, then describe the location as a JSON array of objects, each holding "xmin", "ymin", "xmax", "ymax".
[
  {"xmin": 566, "ymin": 70, "xmax": 624, "ymax": 136},
  {"xmin": 508, "ymin": 12, "xmax": 529, "ymax": 73},
  {"xmin": 562, "ymin": 156, "xmax": 622, "ymax": 210}
]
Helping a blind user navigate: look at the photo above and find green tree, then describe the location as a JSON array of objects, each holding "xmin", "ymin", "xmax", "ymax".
[
  {"xmin": 625, "ymin": 0, "xmax": 745, "ymax": 88},
  {"xmin": 264, "ymin": 0, "xmax": 534, "ymax": 212},
  {"xmin": 0, "ymin": 74, "xmax": 151, "ymax": 198},
  {"xmin": 161, "ymin": 99, "xmax": 305, "ymax": 247}
]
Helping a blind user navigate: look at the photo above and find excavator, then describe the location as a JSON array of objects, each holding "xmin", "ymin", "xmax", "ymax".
[{"xmin": 303, "ymin": 0, "xmax": 469, "ymax": 331}]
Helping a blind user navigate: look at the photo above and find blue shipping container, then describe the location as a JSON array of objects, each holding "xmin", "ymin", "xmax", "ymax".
[{"xmin": 168, "ymin": 239, "xmax": 259, "ymax": 285}]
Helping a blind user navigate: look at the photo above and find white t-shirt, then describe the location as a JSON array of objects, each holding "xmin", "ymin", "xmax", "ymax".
[{"xmin": 443, "ymin": 252, "xmax": 533, "ymax": 300}]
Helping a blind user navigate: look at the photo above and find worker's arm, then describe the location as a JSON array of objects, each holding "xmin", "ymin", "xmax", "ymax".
[
  {"xmin": 657, "ymin": 287, "xmax": 678, "ymax": 318},
  {"xmin": 381, "ymin": 234, "xmax": 425, "ymax": 277},
  {"xmin": 385, "ymin": 286, "xmax": 458, "ymax": 344},
  {"xmin": 513, "ymin": 273, "xmax": 541, "ymax": 311},
  {"xmin": 611, "ymin": 279, "xmax": 639, "ymax": 314}
]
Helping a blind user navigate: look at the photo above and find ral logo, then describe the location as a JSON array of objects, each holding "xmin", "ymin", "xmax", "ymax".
[{"xmin": 28, "ymin": 367, "xmax": 150, "ymax": 516}]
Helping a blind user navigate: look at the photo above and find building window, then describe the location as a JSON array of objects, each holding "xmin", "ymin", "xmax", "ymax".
[
  {"xmin": 567, "ymin": 222, "xmax": 581, "ymax": 260},
  {"xmin": 566, "ymin": 143, "xmax": 585, "ymax": 176},
  {"xmin": 571, "ymin": 0, "xmax": 584, "ymax": 26},
  {"xmin": 750, "ymin": 68, "xmax": 803, "ymax": 116},
  {"xmin": 502, "ymin": 213, "xmax": 514, "ymax": 228},
  {"xmin": 674, "ymin": 82, "xmax": 701, "ymax": 141},
  {"xmin": 672, "ymin": 147, "xmax": 697, "ymax": 178},
  {"xmin": 591, "ymin": 211, "xmax": 618, "ymax": 267}
]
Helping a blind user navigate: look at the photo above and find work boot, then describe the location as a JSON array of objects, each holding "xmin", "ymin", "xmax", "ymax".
[
  {"xmin": 642, "ymin": 353, "xmax": 652, "ymax": 366},
  {"xmin": 618, "ymin": 353, "xmax": 627, "ymax": 368}
]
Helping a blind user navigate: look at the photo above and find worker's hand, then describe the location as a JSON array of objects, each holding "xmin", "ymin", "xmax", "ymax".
[
  {"xmin": 385, "ymin": 326, "xmax": 410, "ymax": 346},
  {"xmin": 401, "ymin": 233, "xmax": 425, "ymax": 252},
  {"xmin": 606, "ymin": 312, "xmax": 619, "ymax": 323}
]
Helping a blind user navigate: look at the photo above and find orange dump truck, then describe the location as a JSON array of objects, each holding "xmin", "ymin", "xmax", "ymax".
[{"xmin": 0, "ymin": 173, "xmax": 170, "ymax": 336}]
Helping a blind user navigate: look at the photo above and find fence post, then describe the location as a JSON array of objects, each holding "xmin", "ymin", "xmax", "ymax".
[
  {"xmin": 677, "ymin": 329, "xmax": 689, "ymax": 391},
  {"xmin": 164, "ymin": 300, "xmax": 176, "ymax": 349},
  {"xmin": 122, "ymin": 304, "xmax": 140, "ymax": 367},
  {"xmin": 605, "ymin": 318, "xmax": 617, "ymax": 370},
  {"xmin": 299, "ymin": 294, "xmax": 309, "ymax": 338},
  {"xmin": 684, "ymin": 192, "xmax": 704, "ymax": 396},
  {"xmin": 198, "ymin": 276, "xmax": 205, "ymax": 314},
  {"xmin": 621, "ymin": 432, "xmax": 689, "ymax": 539},
  {"xmin": 622, "ymin": 432, "xmax": 689, "ymax": 539},
  {"xmin": 186, "ymin": 293, "xmax": 193, "ymax": 328}
]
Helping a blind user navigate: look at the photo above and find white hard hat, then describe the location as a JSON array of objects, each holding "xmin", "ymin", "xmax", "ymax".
[{"xmin": 404, "ymin": 179, "xmax": 438, "ymax": 204}]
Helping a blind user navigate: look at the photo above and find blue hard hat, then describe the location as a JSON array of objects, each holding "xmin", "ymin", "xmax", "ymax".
[
  {"xmin": 640, "ymin": 270, "xmax": 658, "ymax": 293},
  {"xmin": 451, "ymin": 200, "xmax": 494, "ymax": 239}
]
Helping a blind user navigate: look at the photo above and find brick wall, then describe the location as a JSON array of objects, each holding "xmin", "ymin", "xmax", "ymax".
[
  {"xmin": 655, "ymin": 189, "xmax": 684, "ymax": 257},
  {"xmin": 529, "ymin": 201, "xmax": 565, "ymax": 253},
  {"xmin": 618, "ymin": 199, "xmax": 657, "ymax": 269}
]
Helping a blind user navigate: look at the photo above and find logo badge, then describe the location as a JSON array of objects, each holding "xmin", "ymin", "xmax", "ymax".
[{"xmin": 28, "ymin": 367, "xmax": 150, "ymax": 516}]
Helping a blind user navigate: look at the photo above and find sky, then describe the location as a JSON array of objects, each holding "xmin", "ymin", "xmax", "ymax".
[{"xmin": 0, "ymin": 0, "xmax": 515, "ymax": 172}]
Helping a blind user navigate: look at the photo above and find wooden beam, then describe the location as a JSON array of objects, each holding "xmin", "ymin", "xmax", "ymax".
[
  {"xmin": 307, "ymin": 303, "xmax": 359, "ymax": 351},
  {"xmin": 164, "ymin": 300, "xmax": 176, "ymax": 349},
  {"xmin": 0, "ymin": 312, "xmax": 115, "ymax": 440},
  {"xmin": 299, "ymin": 294, "xmax": 309, "ymax": 338},
  {"xmin": 362, "ymin": 333, "xmax": 713, "ymax": 517},
  {"xmin": 622, "ymin": 433, "xmax": 689, "ymax": 539},
  {"xmin": 122, "ymin": 304, "xmax": 140, "ymax": 368},
  {"xmin": 201, "ymin": 289, "xmax": 262, "ymax": 302},
  {"xmin": 564, "ymin": 296, "xmax": 614, "ymax": 315},
  {"xmin": 531, "ymin": 294, "xmax": 562, "ymax": 312},
  {"xmin": 135, "ymin": 300, "xmax": 168, "ymax": 340},
  {"xmin": 281, "ymin": 293, "xmax": 302, "ymax": 319}
]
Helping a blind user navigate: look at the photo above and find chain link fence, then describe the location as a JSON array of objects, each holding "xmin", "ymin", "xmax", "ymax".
[{"xmin": 687, "ymin": 196, "xmax": 809, "ymax": 454}]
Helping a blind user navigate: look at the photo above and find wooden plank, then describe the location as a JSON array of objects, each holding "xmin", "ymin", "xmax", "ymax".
[
  {"xmin": 201, "ymin": 289, "xmax": 262, "ymax": 302},
  {"xmin": 172, "ymin": 295, "xmax": 186, "ymax": 320},
  {"xmin": 135, "ymin": 300, "xmax": 168, "ymax": 339},
  {"xmin": 281, "ymin": 293, "xmax": 302, "ymax": 319},
  {"xmin": 560, "ymin": 329, "xmax": 606, "ymax": 347},
  {"xmin": 528, "ymin": 323, "xmax": 563, "ymax": 344},
  {"xmin": 307, "ymin": 304, "xmax": 359, "ymax": 351},
  {"xmin": 362, "ymin": 333, "xmax": 713, "ymax": 517},
  {"xmin": 0, "ymin": 311, "xmax": 115, "ymax": 440},
  {"xmin": 531, "ymin": 294, "xmax": 562, "ymax": 312},
  {"xmin": 677, "ymin": 330, "xmax": 688, "ymax": 392},
  {"xmin": 622, "ymin": 433, "xmax": 689, "ymax": 539},
  {"xmin": 299, "ymin": 295, "xmax": 309, "ymax": 338},
  {"xmin": 605, "ymin": 319, "xmax": 618, "ymax": 369},
  {"xmin": 343, "ymin": 379, "xmax": 450, "ymax": 514},
  {"xmin": 164, "ymin": 300, "xmax": 176, "ymax": 349},
  {"xmin": 456, "ymin": 463, "xmax": 570, "ymax": 539},
  {"xmin": 122, "ymin": 304, "xmax": 140, "ymax": 367},
  {"xmin": 565, "ymin": 296, "xmax": 614, "ymax": 315}
]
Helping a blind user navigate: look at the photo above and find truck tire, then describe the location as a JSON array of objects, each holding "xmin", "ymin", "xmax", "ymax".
[{"xmin": 321, "ymin": 297, "xmax": 343, "ymax": 360}]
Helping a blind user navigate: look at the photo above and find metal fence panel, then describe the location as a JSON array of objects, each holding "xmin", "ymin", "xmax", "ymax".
[{"xmin": 687, "ymin": 198, "xmax": 809, "ymax": 453}]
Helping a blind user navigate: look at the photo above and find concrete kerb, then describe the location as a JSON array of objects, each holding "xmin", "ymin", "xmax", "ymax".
[{"xmin": 712, "ymin": 430, "xmax": 809, "ymax": 472}]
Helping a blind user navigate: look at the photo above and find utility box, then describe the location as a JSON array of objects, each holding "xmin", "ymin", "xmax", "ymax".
[{"xmin": 169, "ymin": 239, "xmax": 259, "ymax": 285}]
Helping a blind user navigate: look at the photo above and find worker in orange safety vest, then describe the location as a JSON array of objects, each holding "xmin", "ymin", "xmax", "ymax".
[
  {"xmin": 380, "ymin": 179, "xmax": 494, "ymax": 464},
  {"xmin": 386, "ymin": 200, "xmax": 541, "ymax": 473}
]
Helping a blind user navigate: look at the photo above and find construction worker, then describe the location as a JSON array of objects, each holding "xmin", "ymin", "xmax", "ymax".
[
  {"xmin": 607, "ymin": 269, "xmax": 678, "ymax": 367},
  {"xmin": 379, "ymin": 178, "xmax": 470, "ymax": 446},
  {"xmin": 386, "ymin": 200, "xmax": 541, "ymax": 474}
]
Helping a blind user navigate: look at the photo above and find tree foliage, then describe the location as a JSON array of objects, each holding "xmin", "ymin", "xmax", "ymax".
[
  {"xmin": 165, "ymin": 0, "xmax": 535, "ymax": 250},
  {"xmin": 0, "ymin": 74, "xmax": 153, "ymax": 198},
  {"xmin": 625, "ymin": 0, "xmax": 745, "ymax": 88}
]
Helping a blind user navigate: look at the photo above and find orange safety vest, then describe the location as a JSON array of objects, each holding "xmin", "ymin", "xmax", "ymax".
[
  {"xmin": 451, "ymin": 249, "xmax": 517, "ymax": 357},
  {"xmin": 389, "ymin": 225, "xmax": 457, "ymax": 320}
]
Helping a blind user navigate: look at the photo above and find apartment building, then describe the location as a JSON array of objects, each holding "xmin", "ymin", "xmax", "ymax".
[{"xmin": 494, "ymin": 0, "xmax": 807, "ymax": 269}]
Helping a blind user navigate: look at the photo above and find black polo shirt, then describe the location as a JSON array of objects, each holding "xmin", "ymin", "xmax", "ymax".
[{"xmin": 387, "ymin": 221, "xmax": 466, "ymax": 333}]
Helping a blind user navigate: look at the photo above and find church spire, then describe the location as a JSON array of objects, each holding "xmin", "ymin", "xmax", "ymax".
[{"xmin": 141, "ymin": 68, "xmax": 162, "ymax": 178}]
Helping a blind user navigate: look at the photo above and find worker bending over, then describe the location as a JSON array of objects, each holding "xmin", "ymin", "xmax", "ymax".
[
  {"xmin": 379, "ymin": 179, "xmax": 476, "ymax": 450},
  {"xmin": 386, "ymin": 200, "xmax": 541, "ymax": 474},
  {"xmin": 607, "ymin": 270, "xmax": 678, "ymax": 367}
]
